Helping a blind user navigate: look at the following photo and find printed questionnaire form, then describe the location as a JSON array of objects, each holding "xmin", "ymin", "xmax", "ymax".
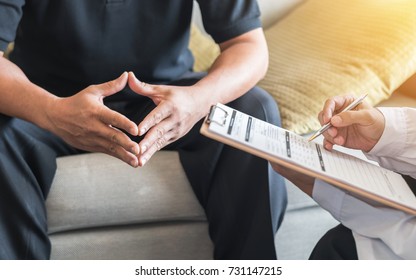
[{"xmin": 201, "ymin": 103, "xmax": 416, "ymax": 215}]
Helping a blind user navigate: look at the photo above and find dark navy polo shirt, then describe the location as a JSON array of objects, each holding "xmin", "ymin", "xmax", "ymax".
[{"xmin": 0, "ymin": 0, "xmax": 261, "ymax": 97}]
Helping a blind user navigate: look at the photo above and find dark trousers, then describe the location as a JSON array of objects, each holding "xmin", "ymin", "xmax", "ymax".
[
  {"xmin": 309, "ymin": 224, "xmax": 358, "ymax": 260},
  {"xmin": 0, "ymin": 73, "xmax": 287, "ymax": 259}
]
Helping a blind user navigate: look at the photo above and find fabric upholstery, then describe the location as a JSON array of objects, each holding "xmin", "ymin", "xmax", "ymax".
[
  {"xmin": 50, "ymin": 223, "xmax": 213, "ymax": 260},
  {"xmin": 259, "ymin": 0, "xmax": 416, "ymax": 133},
  {"xmin": 47, "ymin": 152, "xmax": 206, "ymax": 234},
  {"xmin": 47, "ymin": 151, "xmax": 213, "ymax": 259},
  {"xmin": 189, "ymin": 25, "xmax": 220, "ymax": 73}
]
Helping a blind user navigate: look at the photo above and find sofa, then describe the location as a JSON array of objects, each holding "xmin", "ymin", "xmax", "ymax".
[{"xmin": 23, "ymin": 0, "xmax": 416, "ymax": 260}]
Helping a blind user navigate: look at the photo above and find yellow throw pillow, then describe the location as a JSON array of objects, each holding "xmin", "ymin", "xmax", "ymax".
[
  {"xmin": 189, "ymin": 24, "xmax": 220, "ymax": 72},
  {"xmin": 4, "ymin": 43, "xmax": 14, "ymax": 59},
  {"xmin": 259, "ymin": 0, "xmax": 416, "ymax": 134}
]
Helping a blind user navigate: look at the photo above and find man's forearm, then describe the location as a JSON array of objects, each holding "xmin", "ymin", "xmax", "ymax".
[
  {"xmin": 191, "ymin": 28, "xmax": 268, "ymax": 111},
  {"xmin": 0, "ymin": 56, "xmax": 58, "ymax": 129}
]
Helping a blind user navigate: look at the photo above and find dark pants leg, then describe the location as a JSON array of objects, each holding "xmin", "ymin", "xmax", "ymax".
[
  {"xmin": 0, "ymin": 116, "xmax": 78, "ymax": 259},
  {"xmin": 144, "ymin": 73, "xmax": 288, "ymax": 259},
  {"xmin": 309, "ymin": 224, "xmax": 358, "ymax": 260},
  {"xmin": 122, "ymin": 73, "xmax": 287, "ymax": 259},
  {"xmin": 182, "ymin": 89, "xmax": 287, "ymax": 259}
]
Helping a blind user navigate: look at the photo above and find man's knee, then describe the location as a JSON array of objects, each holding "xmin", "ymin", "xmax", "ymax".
[{"xmin": 228, "ymin": 87, "xmax": 281, "ymax": 126}]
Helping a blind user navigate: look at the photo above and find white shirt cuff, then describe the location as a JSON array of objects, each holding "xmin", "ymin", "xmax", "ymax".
[
  {"xmin": 366, "ymin": 107, "xmax": 406, "ymax": 158},
  {"xmin": 312, "ymin": 179, "xmax": 346, "ymax": 222}
]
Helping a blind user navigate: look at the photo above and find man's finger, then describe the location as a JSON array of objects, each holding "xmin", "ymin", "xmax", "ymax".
[
  {"xmin": 99, "ymin": 107, "xmax": 139, "ymax": 136},
  {"xmin": 138, "ymin": 129, "xmax": 176, "ymax": 166},
  {"xmin": 96, "ymin": 72, "xmax": 128, "ymax": 97},
  {"xmin": 87, "ymin": 136, "xmax": 139, "ymax": 167},
  {"xmin": 138, "ymin": 104, "xmax": 173, "ymax": 136},
  {"xmin": 128, "ymin": 71, "xmax": 159, "ymax": 97},
  {"xmin": 100, "ymin": 125, "xmax": 140, "ymax": 155},
  {"xmin": 139, "ymin": 119, "xmax": 173, "ymax": 154}
]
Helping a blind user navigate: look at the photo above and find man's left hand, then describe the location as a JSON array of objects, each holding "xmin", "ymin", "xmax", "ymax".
[{"xmin": 128, "ymin": 72, "xmax": 207, "ymax": 166}]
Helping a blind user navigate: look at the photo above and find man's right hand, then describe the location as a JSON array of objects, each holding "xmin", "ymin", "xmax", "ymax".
[{"xmin": 44, "ymin": 72, "xmax": 141, "ymax": 167}]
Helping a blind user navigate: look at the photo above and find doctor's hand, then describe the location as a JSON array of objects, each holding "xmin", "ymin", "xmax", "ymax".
[
  {"xmin": 128, "ymin": 72, "xmax": 208, "ymax": 166},
  {"xmin": 45, "ymin": 72, "xmax": 141, "ymax": 167},
  {"xmin": 318, "ymin": 95, "xmax": 385, "ymax": 152}
]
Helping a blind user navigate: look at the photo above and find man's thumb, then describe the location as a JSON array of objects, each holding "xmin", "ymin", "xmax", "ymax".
[{"xmin": 99, "ymin": 72, "xmax": 128, "ymax": 97}]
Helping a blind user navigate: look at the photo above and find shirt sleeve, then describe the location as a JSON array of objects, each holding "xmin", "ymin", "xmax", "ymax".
[
  {"xmin": 312, "ymin": 179, "xmax": 346, "ymax": 222},
  {"xmin": 313, "ymin": 179, "xmax": 416, "ymax": 259},
  {"xmin": 365, "ymin": 107, "xmax": 416, "ymax": 178},
  {"xmin": 196, "ymin": 0, "xmax": 262, "ymax": 43},
  {"xmin": 0, "ymin": 0, "xmax": 25, "ymax": 51},
  {"xmin": 312, "ymin": 107, "xmax": 416, "ymax": 259}
]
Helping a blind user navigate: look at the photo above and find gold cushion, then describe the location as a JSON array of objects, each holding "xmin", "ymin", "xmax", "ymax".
[
  {"xmin": 189, "ymin": 25, "xmax": 220, "ymax": 72},
  {"xmin": 4, "ymin": 43, "xmax": 14, "ymax": 59},
  {"xmin": 259, "ymin": 0, "xmax": 416, "ymax": 133}
]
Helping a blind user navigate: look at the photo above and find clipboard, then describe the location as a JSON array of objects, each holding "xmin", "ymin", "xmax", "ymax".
[{"xmin": 200, "ymin": 103, "xmax": 416, "ymax": 216}]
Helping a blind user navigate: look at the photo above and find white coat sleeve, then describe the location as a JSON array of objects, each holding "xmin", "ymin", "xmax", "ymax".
[
  {"xmin": 312, "ymin": 107, "xmax": 416, "ymax": 259},
  {"xmin": 365, "ymin": 107, "xmax": 416, "ymax": 178},
  {"xmin": 313, "ymin": 179, "xmax": 416, "ymax": 259}
]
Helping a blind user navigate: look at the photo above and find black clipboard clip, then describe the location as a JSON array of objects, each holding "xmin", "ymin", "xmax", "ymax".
[{"xmin": 206, "ymin": 104, "xmax": 228, "ymax": 126}]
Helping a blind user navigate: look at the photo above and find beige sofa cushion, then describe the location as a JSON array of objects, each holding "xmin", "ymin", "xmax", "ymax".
[
  {"xmin": 47, "ymin": 152, "xmax": 206, "ymax": 234},
  {"xmin": 47, "ymin": 152, "xmax": 213, "ymax": 260}
]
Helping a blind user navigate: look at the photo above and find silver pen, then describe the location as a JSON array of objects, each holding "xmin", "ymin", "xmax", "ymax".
[{"xmin": 308, "ymin": 94, "xmax": 368, "ymax": 142}]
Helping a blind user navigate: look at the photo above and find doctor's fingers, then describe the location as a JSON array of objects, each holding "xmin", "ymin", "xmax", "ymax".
[{"xmin": 321, "ymin": 95, "xmax": 356, "ymax": 124}]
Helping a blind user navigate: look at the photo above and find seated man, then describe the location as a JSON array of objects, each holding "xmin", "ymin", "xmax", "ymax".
[{"xmin": 0, "ymin": 0, "xmax": 287, "ymax": 259}]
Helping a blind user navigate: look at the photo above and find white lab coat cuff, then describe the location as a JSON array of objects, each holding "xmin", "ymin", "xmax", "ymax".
[
  {"xmin": 366, "ymin": 107, "xmax": 406, "ymax": 159},
  {"xmin": 312, "ymin": 179, "xmax": 346, "ymax": 222}
]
